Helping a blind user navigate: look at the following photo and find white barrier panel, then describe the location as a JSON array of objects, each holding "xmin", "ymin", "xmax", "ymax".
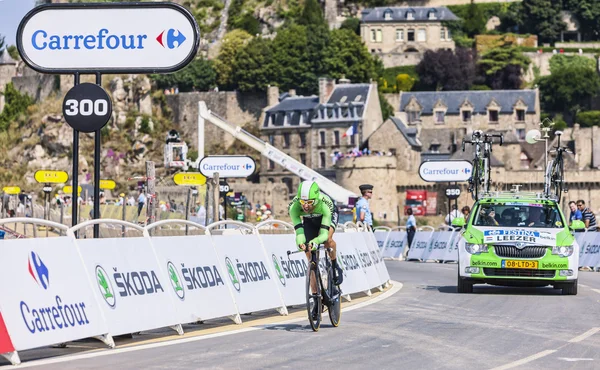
[
  {"xmin": 578, "ymin": 232, "xmax": 600, "ymax": 268},
  {"xmin": 76, "ymin": 237, "xmax": 180, "ymax": 336},
  {"xmin": 443, "ymin": 231, "xmax": 461, "ymax": 261},
  {"xmin": 260, "ymin": 234, "xmax": 307, "ymax": 307},
  {"xmin": 149, "ymin": 235, "xmax": 239, "ymax": 324},
  {"xmin": 350, "ymin": 232, "xmax": 382, "ymax": 290},
  {"xmin": 381, "ymin": 231, "xmax": 407, "ymax": 259},
  {"xmin": 362, "ymin": 231, "xmax": 391, "ymax": 285},
  {"xmin": 0, "ymin": 237, "xmax": 109, "ymax": 351},
  {"xmin": 406, "ymin": 232, "xmax": 433, "ymax": 260},
  {"xmin": 420, "ymin": 232, "xmax": 451, "ymax": 261},
  {"xmin": 210, "ymin": 234, "xmax": 286, "ymax": 314},
  {"xmin": 334, "ymin": 232, "xmax": 371, "ymax": 295}
]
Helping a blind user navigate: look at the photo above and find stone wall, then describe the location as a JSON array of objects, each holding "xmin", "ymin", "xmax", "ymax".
[
  {"xmin": 0, "ymin": 64, "xmax": 16, "ymax": 93},
  {"xmin": 226, "ymin": 179, "xmax": 290, "ymax": 219},
  {"xmin": 524, "ymin": 52, "xmax": 598, "ymax": 82},
  {"xmin": 12, "ymin": 70, "xmax": 57, "ymax": 102}
]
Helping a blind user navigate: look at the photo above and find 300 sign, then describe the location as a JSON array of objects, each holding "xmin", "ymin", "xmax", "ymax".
[
  {"xmin": 62, "ymin": 83, "xmax": 112, "ymax": 133},
  {"xmin": 64, "ymin": 99, "xmax": 109, "ymax": 116}
]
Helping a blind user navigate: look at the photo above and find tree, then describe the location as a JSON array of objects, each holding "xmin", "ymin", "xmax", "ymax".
[
  {"xmin": 340, "ymin": 17, "xmax": 361, "ymax": 35},
  {"xmin": 0, "ymin": 83, "xmax": 33, "ymax": 131},
  {"xmin": 233, "ymin": 37, "xmax": 274, "ymax": 92},
  {"xmin": 298, "ymin": 0, "xmax": 326, "ymax": 27},
  {"xmin": 6, "ymin": 46, "xmax": 18, "ymax": 61},
  {"xmin": 322, "ymin": 29, "xmax": 378, "ymax": 85},
  {"xmin": 151, "ymin": 58, "xmax": 216, "ymax": 92},
  {"xmin": 477, "ymin": 44, "xmax": 530, "ymax": 89},
  {"xmin": 270, "ymin": 24, "xmax": 311, "ymax": 93},
  {"xmin": 214, "ymin": 29, "xmax": 252, "ymax": 89},
  {"xmin": 396, "ymin": 74, "xmax": 415, "ymax": 92},
  {"xmin": 416, "ymin": 48, "xmax": 476, "ymax": 91},
  {"xmin": 538, "ymin": 65, "xmax": 600, "ymax": 120},
  {"xmin": 463, "ymin": 0, "xmax": 487, "ymax": 37},
  {"xmin": 234, "ymin": 13, "xmax": 260, "ymax": 36},
  {"xmin": 549, "ymin": 54, "xmax": 596, "ymax": 74},
  {"xmin": 521, "ymin": 0, "xmax": 566, "ymax": 43},
  {"xmin": 379, "ymin": 91, "xmax": 393, "ymax": 121},
  {"xmin": 564, "ymin": 0, "xmax": 600, "ymax": 41}
]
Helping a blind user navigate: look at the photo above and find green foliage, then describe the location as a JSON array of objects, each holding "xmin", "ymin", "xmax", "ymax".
[
  {"xmin": 214, "ymin": 30, "xmax": 252, "ymax": 89},
  {"xmin": 520, "ymin": 0, "xmax": 566, "ymax": 44},
  {"xmin": 235, "ymin": 13, "xmax": 261, "ymax": 35},
  {"xmin": 7, "ymin": 45, "xmax": 18, "ymax": 60},
  {"xmin": 470, "ymin": 84, "xmax": 492, "ymax": 90},
  {"xmin": 139, "ymin": 115, "xmax": 151, "ymax": 134},
  {"xmin": 150, "ymin": 58, "xmax": 216, "ymax": 92},
  {"xmin": 453, "ymin": 34, "xmax": 475, "ymax": 48},
  {"xmin": 270, "ymin": 24, "xmax": 310, "ymax": 92},
  {"xmin": 380, "ymin": 66, "xmax": 418, "ymax": 91},
  {"xmin": 187, "ymin": 149, "xmax": 199, "ymax": 163},
  {"xmin": 463, "ymin": 0, "xmax": 487, "ymax": 38},
  {"xmin": 378, "ymin": 91, "xmax": 393, "ymax": 121},
  {"xmin": 0, "ymin": 83, "xmax": 33, "ymax": 132},
  {"xmin": 322, "ymin": 29, "xmax": 378, "ymax": 85},
  {"xmin": 297, "ymin": 0, "xmax": 325, "ymax": 27},
  {"xmin": 233, "ymin": 37, "xmax": 275, "ymax": 92},
  {"xmin": 340, "ymin": 17, "xmax": 361, "ymax": 35},
  {"xmin": 564, "ymin": 0, "xmax": 600, "ymax": 41},
  {"xmin": 576, "ymin": 111, "xmax": 600, "ymax": 127},
  {"xmin": 396, "ymin": 74, "xmax": 415, "ymax": 92},
  {"xmin": 538, "ymin": 65, "xmax": 600, "ymax": 119},
  {"xmin": 478, "ymin": 45, "xmax": 531, "ymax": 75},
  {"xmin": 549, "ymin": 54, "xmax": 597, "ymax": 74}
]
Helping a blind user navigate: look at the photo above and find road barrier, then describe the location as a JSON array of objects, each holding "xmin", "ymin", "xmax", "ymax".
[{"xmin": 0, "ymin": 217, "xmax": 389, "ymax": 365}]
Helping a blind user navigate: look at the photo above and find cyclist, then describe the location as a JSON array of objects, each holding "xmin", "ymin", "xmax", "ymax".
[{"xmin": 289, "ymin": 180, "xmax": 343, "ymax": 287}]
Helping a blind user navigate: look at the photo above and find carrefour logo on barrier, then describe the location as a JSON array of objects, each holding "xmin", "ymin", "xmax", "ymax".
[
  {"xmin": 167, "ymin": 261, "xmax": 185, "ymax": 301},
  {"xmin": 225, "ymin": 256, "xmax": 271, "ymax": 292},
  {"xmin": 21, "ymin": 251, "xmax": 92, "ymax": 334},
  {"xmin": 28, "ymin": 251, "xmax": 49, "ymax": 290},
  {"xmin": 95, "ymin": 265, "xmax": 116, "ymax": 308},
  {"xmin": 156, "ymin": 29, "xmax": 186, "ymax": 49}
]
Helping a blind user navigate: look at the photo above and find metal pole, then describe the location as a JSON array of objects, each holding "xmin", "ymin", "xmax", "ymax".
[
  {"xmin": 212, "ymin": 172, "xmax": 220, "ymax": 224},
  {"xmin": 72, "ymin": 73, "xmax": 80, "ymax": 229},
  {"xmin": 93, "ymin": 72, "xmax": 102, "ymax": 238},
  {"xmin": 197, "ymin": 101, "xmax": 205, "ymax": 167},
  {"xmin": 146, "ymin": 161, "xmax": 156, "ymax": 228},
  {"xmin": 204, "ymin": 183, "xmax": 209, "ymax": 226},
  {"xmin": 121, "ymin": 195, "xmax": 126, "ymax": 237},
  {"xmin": 185, "ymin": 187, "xmax": 191, "ymax": 235}
]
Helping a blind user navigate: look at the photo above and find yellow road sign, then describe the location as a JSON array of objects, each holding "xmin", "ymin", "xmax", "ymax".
[
  {"xmin": 2, "ymin": 186, "xmax": 20, "ymax": 195},
  {"xmin": 34, "ymin": 170, "xmax": 69, "ymax": 184},
  {"xmin": 99, "ymin": 179, "xmax": 116, "ymax": 190},
  {"xmin": 63, "ymin": 185, "xmax": 82, "ymax": 195},
  {"xmin": 173, "ymin": 172, "xmax": 206, "ymax": 186}
]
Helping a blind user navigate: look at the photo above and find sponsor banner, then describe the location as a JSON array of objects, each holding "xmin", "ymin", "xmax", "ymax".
[
  {"xmin": 350, "ymin": 233, "xmax": 382, "ymax": 290},
  {"xmin": 210, "ymin": 234, "xmax": 285, "ymax": 314},
  {"xmin": 482, "ymin": 229, "xmax": 555, "ymax": 245},
  {"xmin": 421, "ymin": 232, "xmax": 453, "ymax": 261},
  {"xmin": 260, "ymin": 234, "xmax": 307, "ymax": 307},
  {"xmin": 149, "ymin": 235, "xmax": 238, "ymax": 324},
  {"xmin": 362, "ymin": 232, "xmax": 391, "ymax": 286},
  {"xmin": 0, "ymin": 313, "xmax": 15, "ymax": 353},
  {"xmin": 406, "ymin": 232, "xmax": 432, "ymax": 261},
  {"xmin": 380, "ymin": 231, "xmax": 406, "ymax": 259},
  {"xmin": 76, "ymin": 237, "xmax": 179, "ymax": 336},
  {"xmin": 0, "ymin": 237, "xmax": 108, "ymax": 350},
  {"xmin": 578, "ymin": 232, "xmax": 600, "ymax": 268},
  {"xmin": 443, "ymin": 231, "xmax": 461, "ymax": 261},
  {"xmin": 374, "ymin": 231, "xmax": 389, "ymax": 252},
  {"xmin": 333, "ymin": 233, "xmax": 371, "ymax": 295}
]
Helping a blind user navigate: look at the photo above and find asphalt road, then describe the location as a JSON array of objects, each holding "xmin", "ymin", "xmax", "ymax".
[{"xmin": 6, "ymin": 261, "xmax": 600, "ymax": 369}]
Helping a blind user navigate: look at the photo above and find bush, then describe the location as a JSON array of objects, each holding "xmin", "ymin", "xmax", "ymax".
[
  {"xmin": 340, "ymin": 17, "xmax": 360, "ymax": 35},
  {"xmin": 396, "ymin": 74, "xmax": 415, "ymax": 92},
  {"xmin": 576, "ymin": 111, "xmax": 600, "ymax": 127},
  {"xmin": 470, "ymin": 84, "xmax": 491, "ymax": 90}
]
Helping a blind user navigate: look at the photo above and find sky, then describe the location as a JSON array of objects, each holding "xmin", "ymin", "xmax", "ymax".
[{"xmin": 0, "ymin": 0, "xmax": 36, "ymax": 47}]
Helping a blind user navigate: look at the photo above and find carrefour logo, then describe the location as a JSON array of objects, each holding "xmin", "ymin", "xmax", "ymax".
[
  {"xmin": 462, "ymin": 167, "xmax": 471, "ymax": 175},
  {"xmin": 95, "ymin": 265, "xmax": 116, "ymax": 308},
  {"xmin": 28, "ymin": 251, "xmax": 49, "ymax": 290},
  {"xmin": 167, "ymin": 261, "xmax": 185, "ymax": 301},
  {"xmin": 31, "ymin": 28, "xmax": 186, "ymax": 51}
]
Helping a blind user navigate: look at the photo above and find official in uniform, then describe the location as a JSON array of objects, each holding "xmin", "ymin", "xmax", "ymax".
[{"xmin": 356, "ymin": 184, "xmax": 373, "ymax": 230}]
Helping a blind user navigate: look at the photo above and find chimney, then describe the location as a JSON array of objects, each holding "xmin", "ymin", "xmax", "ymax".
[
  {"xmin": 318, "ymin": 77, "xmax": 335, "ymax": 104},
  {"xmin": 267, "ymin": 85, "xmax": 279, "ymax": 107},
  {"xmin": 338, "ymin": 75, "xmax": 350, "ymax": 84},
  {"xmin": 289, "ymin": 89, "xmax": 296, "ymax": 97}
]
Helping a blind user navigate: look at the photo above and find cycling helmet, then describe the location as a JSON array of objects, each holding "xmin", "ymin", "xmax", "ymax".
[{"xmin": 297, "ymin": 180, "xmax": 320, "ymax": 206}]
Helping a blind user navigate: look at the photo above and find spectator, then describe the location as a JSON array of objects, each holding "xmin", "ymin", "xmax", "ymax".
[
  {"xmin": 461, "ymin": 206, "xmax": 471, "ymax": 222},
  {"xmin": 137, "ymin": 191, "xmax": 147, "ymax": 217},
  {"xmin": 406, "ymin": 208, "xmax": 416, "ymax": 252},
  {"xmin": 445, "ymin": 204, "xmax": 460, "ymax": 225},
  {"xmin": 356, "ymin": 184, "xmax": 374, "ymax": 230},
  {"xmin": 577, "ymin": 200, "xmax": 597, "ymax": 231},
  {"xmin": 568, "ymin": 201, "xmax": 582, "ymax": 226}
]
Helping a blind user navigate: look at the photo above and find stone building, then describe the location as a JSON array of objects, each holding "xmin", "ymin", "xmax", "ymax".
[
  {"xmin": 360, "ymin": 6, "xmax": 459, "ymax": 67},
  {"xmin": 0, "ymin": 51, "xmax": 17, "ymax": 113},
  {"xmin": 260, "ymin": 77, "xmax": 382, "ymax": 197}
]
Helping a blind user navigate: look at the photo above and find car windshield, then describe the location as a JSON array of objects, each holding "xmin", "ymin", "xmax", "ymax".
[{"xmin": 473, "ymin": 202, "xmax": 564, "ymax": 228}]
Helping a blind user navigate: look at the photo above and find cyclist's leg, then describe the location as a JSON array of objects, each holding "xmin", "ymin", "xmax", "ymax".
[
  {"xmin": 324, "ymin": 208, "xmax": 343, "ymax": 284},
  {"xmin": 302, "ymin": 216, "xmax": 320, "ymax": 294}
]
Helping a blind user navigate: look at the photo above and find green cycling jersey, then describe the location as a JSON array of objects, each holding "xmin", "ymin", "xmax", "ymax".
[{"xmin": 288, "ymin": 193, "xmax": 335, "ymax": 246}]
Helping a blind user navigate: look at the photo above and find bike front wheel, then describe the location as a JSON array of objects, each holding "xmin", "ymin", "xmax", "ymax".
[
  {"xmin": 306, "ymin": 261, "xmax": 322, "ymax": 332},
  {"xmin": 550, "ymin": 157, "xmax": 564, "ymax": 203}
]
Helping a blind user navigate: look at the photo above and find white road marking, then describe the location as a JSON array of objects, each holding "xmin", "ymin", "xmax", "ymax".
[
  {"xmin": 579, "ymin": 284, "xmax": 589, "ymax": 288},
  {"xmin": 489, "ymin": 350, "xmax": 557, "ymax": 370},
  {"xmin": 558, "ymin": 358, "xmax": 594, "ymax": 362},
  {"xmin": 591, "ymin": 289, "xmax": 600, "ymax": 295},
  {"xmin": 568, "ymin": 327, "xmax": 600, "ymax": 343},
  {"xmin": 1, "ymin": 282, "xmax": 402, "ymax": 369}
]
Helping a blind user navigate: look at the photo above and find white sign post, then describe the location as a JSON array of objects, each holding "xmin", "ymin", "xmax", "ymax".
[
  {"xmin": 418, "ymin": 160, "xmax": 473, "ymax": 182},
  {"xmin": 199, "ymin": 156, "xmax": 257, "ymax": 178}
]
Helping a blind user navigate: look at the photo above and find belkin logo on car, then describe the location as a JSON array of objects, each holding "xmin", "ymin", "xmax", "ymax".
[{"xmin": 31, "ymin": 28, "xmax": 186, "ymax": 51}]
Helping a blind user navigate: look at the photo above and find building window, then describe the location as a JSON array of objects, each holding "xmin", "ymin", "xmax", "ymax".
[
  {"xmin": 319, "ymin": 131, "xmax": 326, "ymax": 146},
  {"xmin": 435, "ymin": 111, "xmax": 445, "ymax": 124},
  {"xmin": 447, "ymin": 29, "xmax": 452, "ymax": 40},
  {"xmin": 299, "ymin": 132, "xmax": 306, "ymax": 148},
  {"xmin": 376, "ymin": 29, "xmax": 383, "ymax": 43},
  {"xmin": 440, "ymin": 28, "xmax": 446, "ymax": 40},
  {"xmin": 520, "ymin": 152, "xmax": 530, "ymax": 169},
  {"xmin": 268, "ymin": 160, "xmax": 275, "ymax": 170},
  {"xmin": 370, "ymin": 29, "xmax": 376, "ymax": 42},
  {"xmin": 429, "ymin": 144, "xmax": 440, "ymax": 153},
  {"xmin": 319, "ymin": 152, "xmax": 326, "ymax": 168},
  {"xmin": 516, "ymin": 128, "xmax": 526, "ymax": 141},
  {"xmin": 417, "ymin": 29, "xmax": 426, "ymax": 42},
  {"xmin": 283, "ymin": 133, "xmax": 290, "ymax": 148},
  {"xmin": 350, "ymin": 134, "xmax": 356, "ymax": 146},
  {"xmin": 428, "ymin": 10, "xmax": 437, "ymax": 20},
  {"xmin": 268, "ymin": 134, "xmax": 275, "ymax": 145},
  {"xmin": 389, "ymin": 148, "xmax": 396, "ymax": 155},
  {"xmin": 489, "ymin": 109, "xmax": 499, "ymax": 123},
  {"xmin": 384, "ymin": 10, "xmax": 393, "ymax": 20},
  {"xmin": 516, "ymin": 108, "xmax": 526, "ymax": 122},
  {"xmin": 282, "ymin": 177, "xmax": 294, "ymax": 195},
  {"xmin": 407, "ymin": 29, "xmax": 415, "ymax": 42},
  {"xmin": 406, "ymin": 10, "xmax": 414, "ymax": 20},
  {"xmin": 462, "ymin": 110, "xmax": 472, "ymax": 123},
  {"xmin": 333, "ymin": 130, "xmax": 340, "ymax": 146},
  {"xmin": 300, "ymin": 153, "xmax": 307, "ymax": 165},
  {"xmin": 396, "ymin": 29, "xmax": 404, "ymax": 41},
  {"xmin": 407, "ymin": 110, "xmax": 420, "ymax": 124}
]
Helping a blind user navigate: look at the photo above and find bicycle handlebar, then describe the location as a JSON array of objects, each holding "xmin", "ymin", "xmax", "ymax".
[{"xmin": 287, "ymin": 244, "xmax": 332, "ymax": 256}]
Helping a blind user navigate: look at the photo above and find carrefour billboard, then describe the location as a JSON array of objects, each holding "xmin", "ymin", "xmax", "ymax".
[
  {"xmin": 418, "ymin": 160, "xmax": 473, "ymax": 182},
  {"xmin": 17, "ymin": 2, "xmax": 199, "ymax": 74}
]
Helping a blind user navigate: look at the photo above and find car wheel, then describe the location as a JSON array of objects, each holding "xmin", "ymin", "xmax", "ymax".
[
  {"xmin": 561, "ymin": 280, "xmax": 578, "ymax": 296},
  {"xmin": 457, "ymin": 271, "xmax": 473, "ymax": 293}
]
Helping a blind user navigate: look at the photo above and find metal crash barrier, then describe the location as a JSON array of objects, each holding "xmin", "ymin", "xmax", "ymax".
[{"xmin": 0, "ymin": 217, "xmax": 390, "ymax": 365}]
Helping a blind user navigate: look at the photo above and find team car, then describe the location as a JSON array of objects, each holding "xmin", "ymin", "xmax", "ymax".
[{"xmin": 452, "ymin": 190, "xmax": 585, "ymax": 295}]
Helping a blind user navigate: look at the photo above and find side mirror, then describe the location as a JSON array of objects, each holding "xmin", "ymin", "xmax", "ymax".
[
  {"xmin": 571, "ymin": 220, "xmax": 585, "ymax": 230},
  {"xmin": 452, "ymin": 217, "xmax": 465, "ymax": 228}
]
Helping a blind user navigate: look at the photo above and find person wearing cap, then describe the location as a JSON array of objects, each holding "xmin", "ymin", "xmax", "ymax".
[{"xmin": 356, "ymin": 184, "xmax": 373, "ymax": 230}]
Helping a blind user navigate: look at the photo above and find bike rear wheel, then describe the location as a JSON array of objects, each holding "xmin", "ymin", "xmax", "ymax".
[
  {"xmin": 550, "ymin": 156, "xmax": 564, "ymax": 203},
  {"xmin": 327, "ymin": 266, "xmax": 341, "ymax": 327},
  {"xmin": 306, "ymin": 261, "xmax": 321, "ymax": 332}
]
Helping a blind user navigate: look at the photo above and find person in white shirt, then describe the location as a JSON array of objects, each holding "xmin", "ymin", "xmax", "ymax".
[
  {"xmin": 137, "ymin": 191, "xmax": 147, "ymax": 216},
  {"xmin": 445, "ymin": 204, "xmax": 460, "ymax": 225}
]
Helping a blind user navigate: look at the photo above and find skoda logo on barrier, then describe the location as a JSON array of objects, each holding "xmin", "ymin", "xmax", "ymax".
[
  {"xmin": 95, "ymin": 265, "xmax": 116, "ymax": 308},
  {"xmin": 167, "ymin": 261, "xmax": 185, "ymax": 301},
  {"xmin": 28, "ymin": 251, "xmax": 50, "ymax": 290},
  {"xmin": 225, "ymin": 257, "xmax": 241, "ymax": 292},
  {"xmin": 272, "ymin": 254, "xmax": 286, "ymax": 287}
]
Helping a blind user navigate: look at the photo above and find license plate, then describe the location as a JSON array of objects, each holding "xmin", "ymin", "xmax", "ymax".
[{"xmin": 502, "ymin": 260, "xmax": 538, "ymax": 269}]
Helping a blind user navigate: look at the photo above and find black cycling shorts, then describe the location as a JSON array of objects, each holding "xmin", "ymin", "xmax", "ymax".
[{"xmin": 302, "ymin": 209, "xmax": 338, "ymax": 241}]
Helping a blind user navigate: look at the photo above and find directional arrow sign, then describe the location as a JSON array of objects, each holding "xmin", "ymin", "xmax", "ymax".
[{"xmin": 34, "ymin": 170, "xmax": 68, "ymax": 184}]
